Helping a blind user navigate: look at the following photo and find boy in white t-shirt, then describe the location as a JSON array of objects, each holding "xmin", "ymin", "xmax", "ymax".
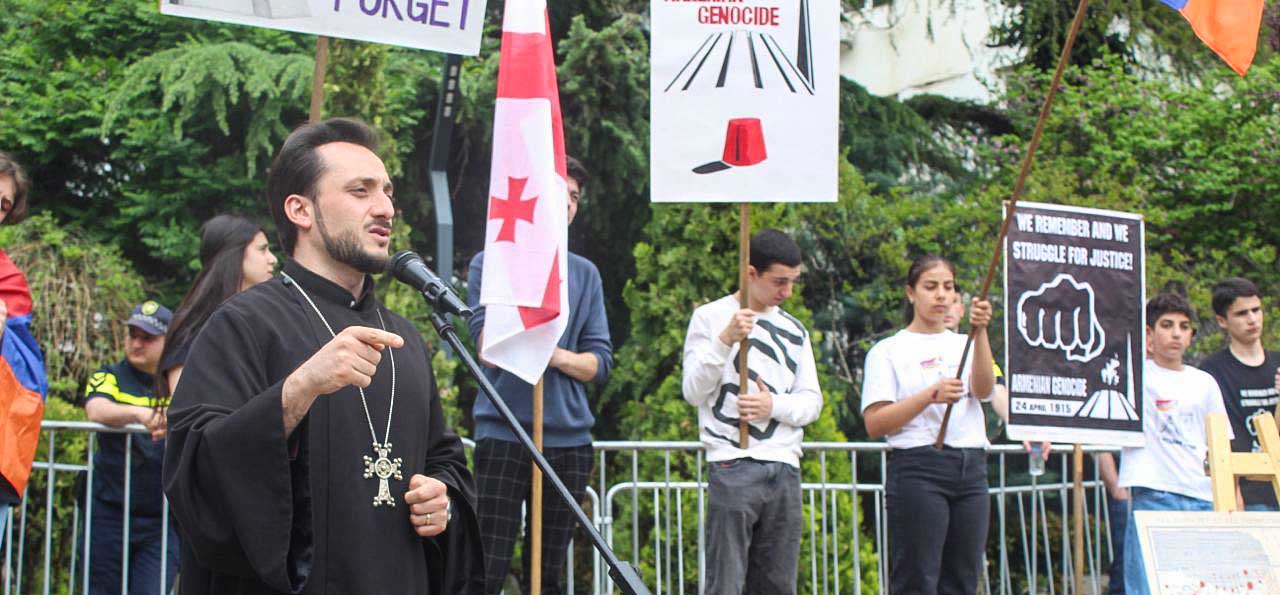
[{"xmin": 1120, "ymin": 293, "xmax": 1231, "ymax": 595}]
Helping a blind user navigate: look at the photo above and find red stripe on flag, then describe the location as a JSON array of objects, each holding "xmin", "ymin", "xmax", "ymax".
[{"xmin": 518, "ymin": 250, "xmax": 561, "ymax": 329}]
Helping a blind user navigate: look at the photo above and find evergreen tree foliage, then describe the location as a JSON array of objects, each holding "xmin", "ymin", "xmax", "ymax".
[{"xmin": 104, "ymin": 42, "xmax": 312, "ymax": 170}]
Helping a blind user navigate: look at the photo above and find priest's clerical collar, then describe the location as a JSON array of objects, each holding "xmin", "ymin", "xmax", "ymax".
[{"xmin": 281, "ymin": 259, "xmax": 378, "ymax": 312}]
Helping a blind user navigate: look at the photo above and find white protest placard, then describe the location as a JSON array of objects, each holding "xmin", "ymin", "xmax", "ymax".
[
  {"xmin": 161, "ymin": 0, "xmax": 487, "ymax": 55},
  {"xmin": 650, "ymin": 0, "xmax": 838, "ymax": 203},
  {"xmin": 1135, "ymin": 511, "xmax": 1280, "ymax": 594},
  {"xmin": 1004, "ymin": 202, "xmax": 1146, "ymax": 447}
]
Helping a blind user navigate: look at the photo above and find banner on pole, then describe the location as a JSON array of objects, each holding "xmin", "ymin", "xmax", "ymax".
[
  {"xmin": 160, "ymin": 0, "xmax": 487, "ymax": 55},
  {"xmin": 649, "ymin": 0, "xmax": 838, "ymax": 203},
  {"xmin": 1004, "ymin": 202, "xmax": 1146, "ymax": 447}
]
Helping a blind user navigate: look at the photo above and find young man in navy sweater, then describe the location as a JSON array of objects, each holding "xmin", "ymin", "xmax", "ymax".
[{"xmin": 466, "ymin": 156, "xmax": 613, "ymax": 594}]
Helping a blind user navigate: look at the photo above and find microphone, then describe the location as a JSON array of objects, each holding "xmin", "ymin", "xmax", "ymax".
[{"xmin": 388, "ymin": 251, "xmax": 474, "ymax": 319}]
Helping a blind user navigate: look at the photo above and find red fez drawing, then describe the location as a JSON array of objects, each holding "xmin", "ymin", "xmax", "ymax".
[{"xmin": 693, "ymin": 118, "xmax": 768, "ymax": 174}]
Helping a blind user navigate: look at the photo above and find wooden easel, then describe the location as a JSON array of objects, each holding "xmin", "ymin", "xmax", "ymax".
[{"xmin": 1205, "ymin": 411, "xmax": 1280, "ymax": 512}]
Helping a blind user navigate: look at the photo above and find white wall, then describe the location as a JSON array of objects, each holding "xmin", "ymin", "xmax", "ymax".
[{"xmin": 840, "ymin": 0, "xmax": 1020, "ymax": 102}]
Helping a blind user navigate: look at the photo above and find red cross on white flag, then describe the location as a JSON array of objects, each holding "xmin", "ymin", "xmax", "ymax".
[{"xmin": 479, "ymin": 0, "xmax": 569, "ymax": 385}]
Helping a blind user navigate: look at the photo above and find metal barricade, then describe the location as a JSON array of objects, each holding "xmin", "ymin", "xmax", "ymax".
[
  {"xmin": 6, "ymin": 423, "xmax": 1121, "ymax": 595},
  {"xmin": 2, "ymin": 420, "xmax": 176, "ymax": 595},
  {"xmin": 589, "ymin": 441, "xmax": 1122, "ymax": 595}
]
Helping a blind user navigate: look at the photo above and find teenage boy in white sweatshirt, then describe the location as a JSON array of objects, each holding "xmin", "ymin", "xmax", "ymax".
[{"xmin": 682, "ymin": 229, "xmax": 822, "ymax": 595}]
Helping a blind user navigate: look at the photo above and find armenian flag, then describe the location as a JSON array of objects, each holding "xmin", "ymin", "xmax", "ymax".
[
  {"xmin": 1160, "ymin": 0, "xmax": 1265, "ymax": 76},
  {"xmin": 0, "ymin": 249, "xmax": 47, "ymax": 502}
]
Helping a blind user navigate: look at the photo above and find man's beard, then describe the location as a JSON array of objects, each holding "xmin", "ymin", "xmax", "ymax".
[{"xmin": 315, "ymin": 206, "xmax": 389, "ymax": 274}]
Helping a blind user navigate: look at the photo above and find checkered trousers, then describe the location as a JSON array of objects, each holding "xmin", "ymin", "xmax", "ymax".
[{"xmin": 474, "ymin": 438, "xmax": 594, "ymax": 595}]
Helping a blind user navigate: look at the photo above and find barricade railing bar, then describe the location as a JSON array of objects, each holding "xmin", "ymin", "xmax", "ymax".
[{"xmin": 8, "ymin": 421, "xmax": 1121, "ymax": 595}]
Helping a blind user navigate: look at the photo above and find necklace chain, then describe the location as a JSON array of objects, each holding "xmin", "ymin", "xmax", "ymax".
[{"xmin": 282, "ymin": 272, "xmax": 394, "ymax": 448}]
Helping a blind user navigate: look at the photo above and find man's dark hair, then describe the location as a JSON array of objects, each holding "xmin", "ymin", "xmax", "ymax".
[
  {"xmin": 749, "ymin": 229, "xmax": 802, "ymax": 273},
  {"xmin": 266, "ymin": 118, "xmax": 381, "ymax": 254},
  {"xmin": 0, "ymin": 150, "xmax": 31, "ymax": 225},
  {"xmin": 1211, "ymin": 277, "xmax": 1260, "ymax": 317},
  {"xmin": 1146, "ymin": 292, "xmax": 1196, "ymax": 328},
  {"xmin": 566, "ymin": 155, "xmax": 589, "ymax": 190}
]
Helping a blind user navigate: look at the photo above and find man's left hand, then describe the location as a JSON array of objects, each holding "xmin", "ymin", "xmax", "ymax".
[
  {"xmin": 738, "ymin": 378, "xmax": 774, "ymax": 422},
  {"xmin": 405, "ymin": 474, "xmax": 450, "ymax": 538}
]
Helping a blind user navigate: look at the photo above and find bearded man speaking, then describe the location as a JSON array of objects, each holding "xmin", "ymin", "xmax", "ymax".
[{"xmin": 164, "ymin": 118, "xmax": 482, "ymax": 594}]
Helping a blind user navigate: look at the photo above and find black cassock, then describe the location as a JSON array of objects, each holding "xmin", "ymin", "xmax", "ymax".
[{"xmin": 164, "ymin": 260, "xmax": 483, "ymax": 594}]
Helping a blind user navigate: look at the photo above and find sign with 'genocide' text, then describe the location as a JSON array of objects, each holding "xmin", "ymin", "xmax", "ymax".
[
  {"xmin": 650, "ymin": 0, "xmax": 838, "ymax": 202},
  {"xmin": 1004, "ymin": 202, "xmax": 1146, "ymax": 447},
  {"xmin": 161, "ymin": 0, "xmax": 486, "ymax": 55}
]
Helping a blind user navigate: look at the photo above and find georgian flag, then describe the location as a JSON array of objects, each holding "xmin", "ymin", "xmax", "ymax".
[{"xmin": 479, "ymin": 0, "xmax": 569, "ymax": 385}]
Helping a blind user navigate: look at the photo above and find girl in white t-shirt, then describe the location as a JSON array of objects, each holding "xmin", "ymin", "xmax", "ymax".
[{"xmin": 861, "ymin": 255, "xmax": 996, "ymax": 595}]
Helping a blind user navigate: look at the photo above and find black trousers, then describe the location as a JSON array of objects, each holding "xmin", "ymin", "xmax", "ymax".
[
  {"xmin": 86, "ymin": 500, "xmax": 180, "ymax": 595},
  {"xmin": 886, "ymin": 446, "xmax": 990, "ymax": 595},
  {"xmin": 474, "ymin": 438, "xmax": 593, "ymax": 595}
]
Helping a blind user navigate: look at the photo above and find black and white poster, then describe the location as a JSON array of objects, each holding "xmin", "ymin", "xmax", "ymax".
[
  {"xmin": 1004, "ymin": 202, "xmax": 1146, "ymax": 447},
  {"xmin": 649, "ymin": 0, "xmax": 838, "ymax": 203}
]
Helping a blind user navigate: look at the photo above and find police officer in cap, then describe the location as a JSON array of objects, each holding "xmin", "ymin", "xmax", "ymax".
[{"xmin": 83, "ymin": 300, "xmax": 180, "ymax": 595}]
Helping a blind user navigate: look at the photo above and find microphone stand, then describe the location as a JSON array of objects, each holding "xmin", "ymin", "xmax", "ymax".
[{"xmin": 426, "ymin": 311, "xmax": 652, "ymax": 595}]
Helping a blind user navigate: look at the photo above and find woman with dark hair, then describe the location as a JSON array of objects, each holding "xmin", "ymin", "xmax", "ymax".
[
  {"xmin": 860, "ymin": 255, "xmax": 996, "ymax": 595},
  {"xmin": 157, "ymin": 215, "xmax": 277, "ymax": 398}
]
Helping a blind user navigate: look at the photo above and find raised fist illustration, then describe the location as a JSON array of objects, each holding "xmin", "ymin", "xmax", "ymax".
[{"xmin": 1016, "ymin": 274, "xmax": 1105, "ymax": 363}]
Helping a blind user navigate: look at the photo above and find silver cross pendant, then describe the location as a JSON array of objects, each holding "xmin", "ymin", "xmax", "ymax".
[{"xmin": 363, "ymin": 441, "xmax": 404, "ymax": 507}]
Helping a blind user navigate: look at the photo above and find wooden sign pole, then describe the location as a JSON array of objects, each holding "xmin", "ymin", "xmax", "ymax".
[
  {"xmin": 308, "ymin": 36, "xmax": 331, "ymax": 123},
  {"xmin": 531, "ymin": 378, "xmax": 545, "ymax": 595},
  {"xmin": 738, "ymin": 202, "xmax": 751, "ymax": 449},
  {"xmin": 934, "ymin": 0, "xmax": 1092, "ymax": 448},
  {"xmin": 918, "ymin": 0, "xmax": 1091, "ymax": 589},
  {"xmin": 1073, "ymin": 444, "xmax": 1085, "ymax": 593}
]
